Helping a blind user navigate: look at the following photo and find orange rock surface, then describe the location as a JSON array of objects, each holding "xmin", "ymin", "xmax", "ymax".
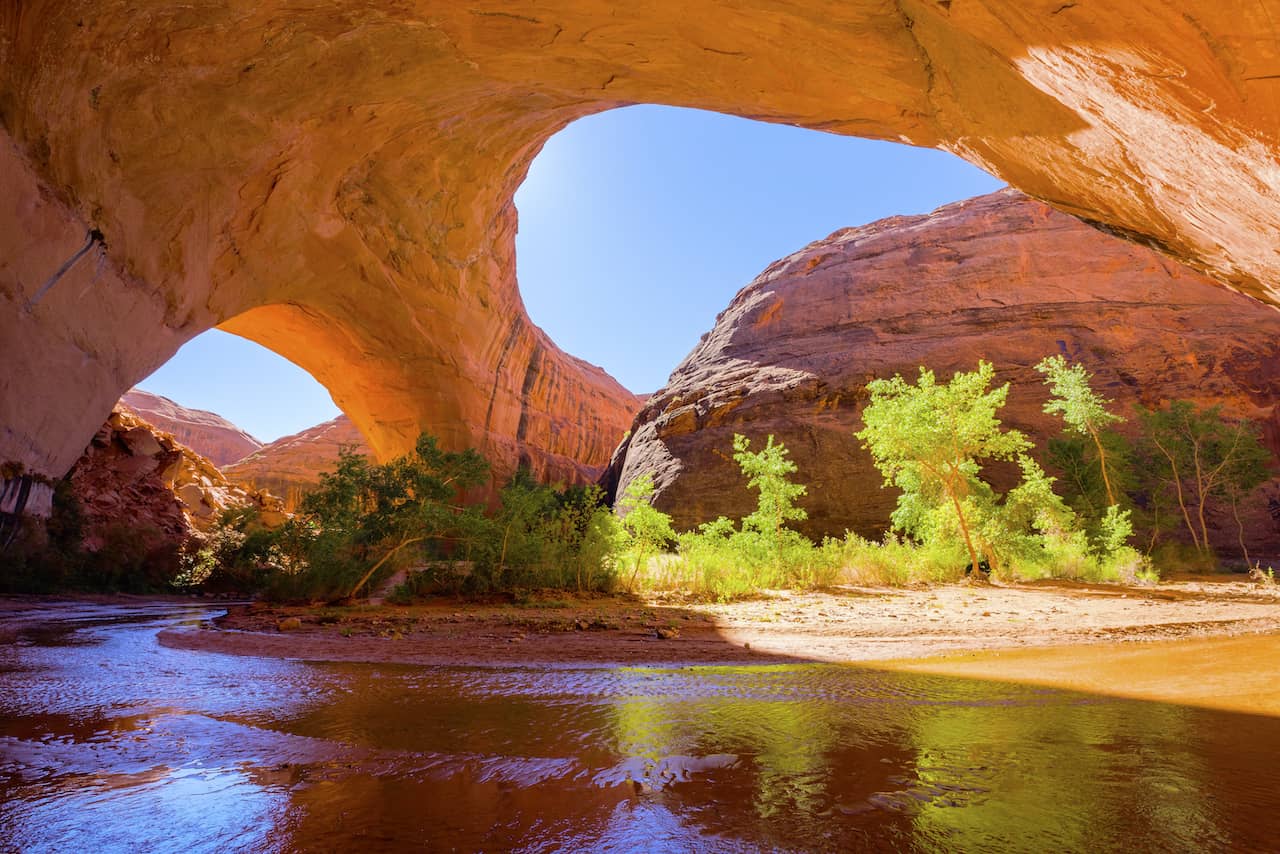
[
  {"xmin": 120, "ymin": 389, "xmax": 263, "ymax": 468},
  {"xmin": 68, "ymin": 407, "xmax": 287, "ymax": 557},
  {"xmin": 608, "ymin": 191, "xmax": 1280, "ymax": 554},
  {"xmin": 2, "ymin": 2, "xmax": 1278, "ymax": 512},
  {"xmin": 224, "ymin": 415, "xmax": 371, "ymax": 509}
]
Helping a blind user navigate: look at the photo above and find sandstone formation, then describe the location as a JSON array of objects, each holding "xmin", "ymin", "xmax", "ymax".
[
  {"xmin": 3, "ymin": 2, "xmax": 1278, "ymax": 515},
  {"xmin": 227, "ymin": 407, "xmax": 624, "ymax": 510},
  {"xmin": 224, "ymin": 415, "xmax": 371, "ymax": 509},
  {"xmin": 120, "ymin": 389, "xmax": 263, "ymax": 467},
  {"xmin": 608, "ymin": 190, "xmax": 1280, "ymax": 555},
  {"xmin": 66, "ymin": 408, "xmax": 287, "ymax": 556}
]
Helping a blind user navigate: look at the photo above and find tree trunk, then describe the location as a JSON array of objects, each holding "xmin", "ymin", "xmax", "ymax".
[
  {"xmin": 947, "ymin": 487, "xmax": 980, "ymax": 575},
  {"xmin": 628, "ymin": 549, "xmax": 647, "ymax": 592},
  {"xmin": 349, "ymin": 535, "xmax": 424, "ymax": 599},
  {"xmin": 1191, "ymin": 442, "xmax": 1212, "ymax": 554},
  {"xmin": 1231, "ymin": 494, "xmax": 1251, "ymax": 567},
  {"xmin": 1088, "ymin": 426, "xmax": 1117, "ymax": 507},
  {"xmin": 1152, "ymin": 436, "xmax": 1200, "ymax": 552},
  {"xmin": 497, "ymin": 523, "xmax": 512, "ymax": 584}
]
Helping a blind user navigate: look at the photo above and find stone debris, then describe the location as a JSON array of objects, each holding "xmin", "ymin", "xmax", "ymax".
[{"xmin": 67, "ymin": 407, "xmax": 288, "ymax": 554}]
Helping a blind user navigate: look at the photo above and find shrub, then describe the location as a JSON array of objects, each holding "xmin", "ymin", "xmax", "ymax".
[{"xmin": 616, "ymin": 473, "xmax": 676, "ymax": 591}]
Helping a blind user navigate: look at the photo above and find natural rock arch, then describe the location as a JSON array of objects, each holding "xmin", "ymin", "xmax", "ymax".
[{"xmin": 2, "ymin": 1, "xmax": 1278, "ymax": 513}]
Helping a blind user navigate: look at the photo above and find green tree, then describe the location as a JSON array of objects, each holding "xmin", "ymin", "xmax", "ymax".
[
  {"xmin": 300, "ymin": 434, "xmax": 491, "ymax": 599},
  {"xmin": 731, "ymin": 433, "xmax": 808, "ymax": 560},
  {"xmin": 617, "ymin": 473, "xmax": 675, "ymax": 589},
  {"xmin": 488, "ymin": 467, "xmax": 560, "ymax": 586},
  {"xmin": 856, "ymin": 361, "xmax": 1031, "ymax": 574},
  {"xmin": 1035, "ymin": 355, "xmax": 1127, "ymax": 507},
  {"xmin": 1137, "ymin": 402, "xmax": 1271, "ymax": 560}
]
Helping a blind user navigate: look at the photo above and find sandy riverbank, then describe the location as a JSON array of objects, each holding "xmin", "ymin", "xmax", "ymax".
[{"xmin": 155, "ymin": 577, "xmax": 1280, "ymax": 671}]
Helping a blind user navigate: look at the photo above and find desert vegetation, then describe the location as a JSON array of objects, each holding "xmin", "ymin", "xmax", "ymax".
[
  {"xmin": 4, "ymin": 357, "xmax": 1271, "ymax": 601},
  {"xmin": 617, "ymin": 356, "xmax": 1272, "ymax": 598}
]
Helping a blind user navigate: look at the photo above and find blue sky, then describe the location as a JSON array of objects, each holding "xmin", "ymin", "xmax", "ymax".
[{"xmin": 140, "ymin": 105, "xmax": 1002, "ymax": 442}]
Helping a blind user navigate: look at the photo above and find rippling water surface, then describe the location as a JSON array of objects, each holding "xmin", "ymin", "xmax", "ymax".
[{"xmin": 2, "ymin": 602, "xmax": 1278, "ymax": 852}]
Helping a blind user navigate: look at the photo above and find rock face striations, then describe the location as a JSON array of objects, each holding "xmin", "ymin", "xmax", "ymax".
[
  {"xmin": 3, "ymin": 2, "xmax": 1279, "ymax": 514},
  {"xmin": 67, "ymin": 408, "xmax": 286, "ymax": 558},
  {"xmin": 224, "ymin": 415, "xmax": 372, "ymax": 509},
  {"xmin": 608, "ymin": 190, "xmax": 1280, "ymax": 553},
  {"xmin": 120, "ymin": 390, "xmax": 263, "ymax": 468}
]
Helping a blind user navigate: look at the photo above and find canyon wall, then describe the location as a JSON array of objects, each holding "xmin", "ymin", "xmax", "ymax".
[
  {"xmin": 224, "ymin": 415, "xmax": 371, "ymax": 509},
  {"xmin": 608, "ymin": 190, "xmax": 1280, "ymax": 554},
  {"xmin": 66, "ymin": 407, "xmax": 286, "ymax": 557},
  {"xmin": 3, "ymin": 2, "xmax": 1278, "ymax": 514},
  {"xmin": 121, "ymin": 390, "xmax": 263, "ymax": 467}
]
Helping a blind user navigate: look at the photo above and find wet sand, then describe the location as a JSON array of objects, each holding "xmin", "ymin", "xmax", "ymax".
[{"xmin": 879, "ymin": 632, "xmax": 1280, "ymax": 717}]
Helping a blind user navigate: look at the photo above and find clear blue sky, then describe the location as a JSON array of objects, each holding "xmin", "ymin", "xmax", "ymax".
[{"xmin": 140, "ymin": 105, "xmax": 1002, "ymax": 441}]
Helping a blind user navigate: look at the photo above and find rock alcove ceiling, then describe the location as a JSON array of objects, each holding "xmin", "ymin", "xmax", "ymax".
[{"xmin": 2, "ymin": 1, "xmax": 1279, "ymax": 515}]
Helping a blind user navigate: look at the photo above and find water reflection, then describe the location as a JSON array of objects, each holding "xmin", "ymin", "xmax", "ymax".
[{"xmin": 2, "ymin": 603, "xmax": 1278, "ymax": 852}]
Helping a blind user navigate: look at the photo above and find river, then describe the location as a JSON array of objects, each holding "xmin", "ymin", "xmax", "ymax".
[{"xmin": 2, "ymin": 601, "xmax": 1277, "ymax": 852}]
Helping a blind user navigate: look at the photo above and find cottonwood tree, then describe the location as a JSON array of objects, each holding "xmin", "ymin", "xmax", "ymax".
[
  {"xmin": 1137, "ymin": 402, "xmax": 1271, "ymax": 561},
  {"xmin": 856, "ymin": 361, "xmax": 1030, "ymax": 574},
  {"xmin": 300, "ymin": 434, "xmax": 491, "ymax": 599},
  {"xmin": 1035, "ymin": 355, "xmax": 1141, "ymax": 560},
  {"xmin": 616, "ymin": 473, "xmax": 675, "ymax": 589},
  {"xmin": 1035, "ymin": 355, "xmax": 1128, "ymax": 508},
  {"xmin": 732, "ymin": 433, "xmax": 808, "ymax": 560}
]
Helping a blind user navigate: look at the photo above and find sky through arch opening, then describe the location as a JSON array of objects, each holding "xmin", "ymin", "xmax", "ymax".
[{"xmin": 514, "ymin": 105, "xmax": 1004, "ymax": 395}]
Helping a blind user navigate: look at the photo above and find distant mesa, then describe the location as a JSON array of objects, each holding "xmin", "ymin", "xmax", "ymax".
[
  {"xmin": 121, "ymin": 389, "xmax": 263, "ymax": 468},
  {"xmin": 607, "ymin": 189, "xmax": 1280, "ymax": 557}
]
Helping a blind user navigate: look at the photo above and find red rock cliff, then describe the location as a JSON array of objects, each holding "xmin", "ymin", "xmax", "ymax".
[
  {"xmin": 224, "ymin": 416, "xmax": 371, "ymax": 510},
  {"xmin": 2, "ymin": 2, "xmax": 1277, "ymax": 515},
  {"xmin": 609, "ymin": 190, "xmax": 1280, "ymax": 555},
  {"xmin": 120, "ymin": 390, "xmax": 263, "ymax": 468}
]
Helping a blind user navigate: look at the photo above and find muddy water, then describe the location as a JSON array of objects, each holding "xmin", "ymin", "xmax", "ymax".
[{"xmin": 3, "ymin": 604, "xmax": 1279, "ymax": 852}]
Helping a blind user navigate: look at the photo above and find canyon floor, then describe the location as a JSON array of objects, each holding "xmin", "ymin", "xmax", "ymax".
[
  {"xmin": 141, "ymin": 578, "xmax": 1273, "ymax": 682},
  {"xmin": 148, "ymin": 577, "xmax": 1280, "ymax": 716}
]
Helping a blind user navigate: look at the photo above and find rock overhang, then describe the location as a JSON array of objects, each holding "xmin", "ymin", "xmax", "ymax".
[{"xmin": 2, "ymin": 1, "xmax": 1277, "ymax": 514}]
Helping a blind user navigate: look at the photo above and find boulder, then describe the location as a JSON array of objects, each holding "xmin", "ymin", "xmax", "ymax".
[{"xmin": 65, "ymin": 408, "xmax": 290, "ymax": 556}]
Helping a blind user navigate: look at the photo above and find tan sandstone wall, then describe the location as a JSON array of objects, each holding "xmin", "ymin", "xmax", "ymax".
[{"xmin": 2, "ymin": 1, "xmax": 1277, "ymax": 514}]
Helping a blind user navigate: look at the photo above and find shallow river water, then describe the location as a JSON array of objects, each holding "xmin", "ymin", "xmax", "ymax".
[{"xmin": 2, "ymin": 602, "xmax": 1279, "ymax": 852}]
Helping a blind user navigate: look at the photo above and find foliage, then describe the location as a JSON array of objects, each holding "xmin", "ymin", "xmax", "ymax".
[
  {"xmin": 636, "ymin": 435, "xmax": 835, "ymax": 600},
  {"xmin": 855, "ymin": 361, "xmax": 1031, "ymax": 573},
  {"xmin": 617, "ymin": 473, "xmax": 677, "ymax": 589},
  {"xmin": 854, "ymin": 359, "xmax": 1155, "ymax": 583},
  {"xmin": 467, "ymin": 475, "xmax": 621, "ymax": 593},
  {"xmin": 258, "ymin": 437, "xmax": 491, "ymax": 601},
  {"xmin": 189, "ymin": 435, "xmax": 622, "ymax": 602},
  {"xmin": 1136, "ymin": 401, "xmax": 1271, "ymax": 561},
  {"xmin": 1035, "ymin": 356, "xmax": 1127, "ymax": 507},
  {"xmin": 174, "ymin": 507, "xmax": 307, "ymax": 593},
  {"xmin": 1044, "ymin": 433, "xmax": 1135, "ymax": 521},
  {"xmin": 731, "ymin": 433, "xmax": 808, "ymax": 558},
  {"xmin": 819, "ymin": 533, "xmax": 968, "ymax": 586}
]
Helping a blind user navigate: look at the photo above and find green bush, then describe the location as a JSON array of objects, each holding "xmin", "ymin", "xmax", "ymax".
[
  {"xmin": 177, "ymin": 436, "xmax": 622, "ymax": 602},
  {"xmin": 623, "ymin": 435, "xmax": 839, "ymax": 600}
]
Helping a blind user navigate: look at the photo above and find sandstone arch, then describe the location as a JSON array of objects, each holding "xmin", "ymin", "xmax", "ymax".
[{"xmin": 2, "ymin": 1, "xmax": 1278, "ymax": 513}]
